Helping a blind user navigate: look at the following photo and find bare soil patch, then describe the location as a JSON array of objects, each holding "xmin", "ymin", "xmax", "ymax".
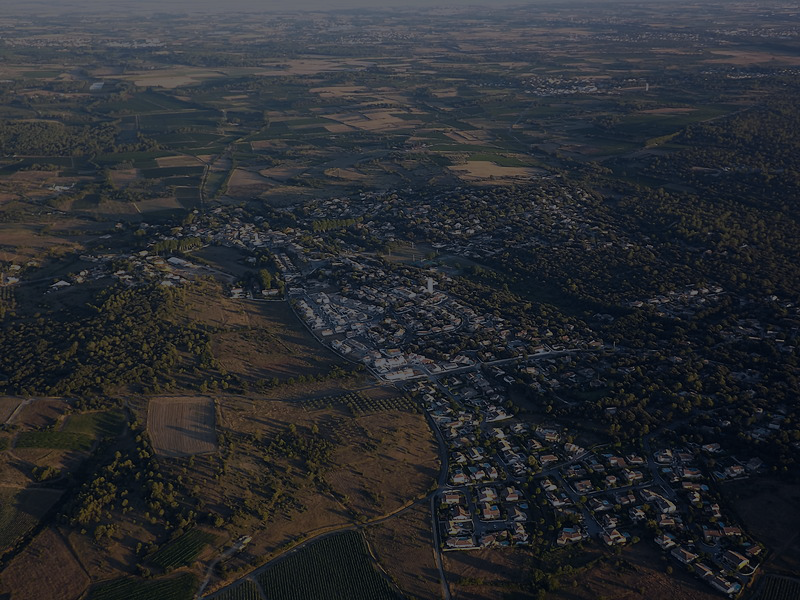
[
  {"xmin": 0, "ymin": 397, "xmax": 22, "ymax": 424},
  {"xmin": 444, "ymin": 548, "xmax": 534, "ymax": 600},
  {"xmin": 147, "ymin": 396, "xmax": 217, "ymax": 457},
  {"xmin": 0, "ymin": 527, "xmax": 90, "ymax": 600},
  {"xmin": 448, "ymin": 161, "xmax": 540, "ymax": 181},
  {"xmin": 366, "ymin": 502, "xmax": 440, "ymax": 600},
  {"xmin": 228, "ymin": 167, "xmax": 271, "ymax": 188},
  {"xmin": 186, "ymin": 286, "xmax": 346, "ymax": 382},
  {"xmin": 14, "ymin": 398, "xmax": 69, "ymax": 429},
  {"xmin": 550, "ymin": 543, "xmax": 719, "ymax": 600},
  {"xmin": 192, "ymin": 392, "xmax": 437, "ymax": 593},
  {"xmin": 156, "ymin": 155, "xmax": 203, "ymax": 168},
  {"xmin": 327, "ymin": 409, "xmax": 439, "ymax": 520},
  {"xmin": 107, "ymin": 168, "xmax": 140, "ymax": 187}
]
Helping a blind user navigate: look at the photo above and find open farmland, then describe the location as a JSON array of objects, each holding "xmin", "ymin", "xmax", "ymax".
[
  {"xmin": 147, "ymin": 396, "xmax": 217, "ymax": 457},
  {"xmin": 254, "ymin": 530, "xmax": 401, "ymax": 600},
  {"xmin": 14, "ymin": 430, "xmax": 94, "ymax": 451},
  {"xmin": 61, "ymin": 409, "xmax": 126, "ymax": 439},
  {"xmin": 85, "ymin": 573, "xmax": 197, "ymax": 600},
  {"xmin": 209, "ymin": 579, "xmax": 262, "ymax": 600},
  {"xmin": 148, "ymin": 528, "xmax": 217, "ymax": 571},
  {"xmin": 755, "ymin": 576, "xmax": 800, "ymax": 600},
  {"xmin": 0, "ymin": 487, "xmax": 63, "ymax": 550},
  {"xmin": 0, "ymin": 528, "xmax": 90, "ymax": 600}
]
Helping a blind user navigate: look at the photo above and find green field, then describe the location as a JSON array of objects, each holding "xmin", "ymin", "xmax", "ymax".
[
  {"xmin": 255, "ymin": 530, "xmax": 401, "ymax": 600},
  {"xmin": 149, "ymin": 528, "xmax": 217, "ymax": 570},
  {"xmin": 15, "ymin": 431, "xmax": 94, "ymax": 451},
  {"xmin": 86, "ymin": 574, "xmax": 197, "ymax": 600},
  {"xmin": 62, "ymin": 410, "xmax": 125, "ymax": 439},
  {"xmin": 756, "ymin": 576, "xmax": 800, "ymax": 600},
  {"xmin": 211, "ymin": 580, "xmax": 262, "ymax": 600}
]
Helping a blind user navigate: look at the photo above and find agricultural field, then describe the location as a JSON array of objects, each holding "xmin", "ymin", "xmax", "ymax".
[
  {"xmin": 255, "ymin": 530, "xmax": 401, "ymax": 600},
  {"xmin": 209, "ymin": 579, "xmax": 262, "ymax": 600},
  {"xmin": 755, "ymin": 576, "xmax": 800, "ymax": 600},
  {"xmin": 148, "ymin": 528, "xmax": 217, "ymax": 571},
  {"xmin": 0, "ymin": 487, "xmax": 63, "ymax": 550},
  {"xmin": 147, "ymin": 396, "xmax": 217, "ymax": 458},
  {"xmin": 85, "ymin": 573, "xmax": 197, "ymax": 600},
  {"xmin": 301, "ymin": 390, "xmax": 418, "ymax": 415},
  {"xmin": 0, "ymin": 528, "xmax": 90, "ymax": 600},
  {"xmin": 61, "ymin": 410, "xmax": 126, "ymax": 439},
  {"xmin": 14, "ymin": 430, "xmax": 94, "ymax": 451}
]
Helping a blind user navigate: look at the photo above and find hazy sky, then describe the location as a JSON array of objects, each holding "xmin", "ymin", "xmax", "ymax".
[{"xmin": 5, "ymin": 0, "xmax": 520, "ymax": 14}]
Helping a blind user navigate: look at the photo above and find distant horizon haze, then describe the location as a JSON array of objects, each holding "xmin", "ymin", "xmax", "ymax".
[{"xmin": 0, "ymin": 0, "xmax": 521, "ymax": 13}]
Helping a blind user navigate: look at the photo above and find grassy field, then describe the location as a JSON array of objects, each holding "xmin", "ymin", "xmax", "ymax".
[
  {"xmin": 149, "ymin": 528, "xmax": 217, "ymax": 570},
  {"xmin": 255, "ymin": 530, "xmax": 401, "ymax": 600},
  {"xmin": 15, "ymin": 430, "xmax": 94, "ymax": 451},
  {"xmin": 62, "ymin": 410, "xmax": 125, "ymax": 439},
  {"xmin": 86, "ymin": 573, "xmax": 197, "ymax": 600}
]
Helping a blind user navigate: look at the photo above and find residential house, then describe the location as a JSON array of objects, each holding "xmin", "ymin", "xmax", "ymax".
[
  {"xmin": 671, "ymin": 546, "xmax": 698, "ymax": 565},
  {"xmin": 723, "ymin": 550, "xmax": 749, "ymax": 571}
]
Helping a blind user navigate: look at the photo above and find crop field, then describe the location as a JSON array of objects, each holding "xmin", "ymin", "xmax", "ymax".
[
  {"xmin": 756, "ymin": 576, "xmax": 800, "ymax": 600},
  {"xmin": 302, "ymin": 391, "xmax": 417, "ymax": 415},
  {"xmin": 0, "ymin": 488, "xmax": 63, "ymax": 549},
  {"xmin": 86, "ymin": 573, "xmax": 197, "ymax": 600},
  {"xmin": 15, "ymin": 430, "xmax": 94, "ymax": 451},
  {"xmin": 147, "ymin": 396, "xmax": 217, "ymax": 457},
  {"xmin": 140, "ymin": 166, "xmax": 205, "ymax": 179},
  {"xmin": 0, "ymin": 527, "xmax": 90, "ymax": 600},
  {"xmin": 255, "ymin": 530, "xmax": 401, "ymax": 600},
  {"xmin": 61, "ymin": 409, "xmax": 125, "ymax": 439},
  {"xmin": 149, "ymin": 528, "xmax": 216, "ymax": 570},
  {"xmin": 210, "ymin": 580, "xmax": 262, "ymax": 600}
]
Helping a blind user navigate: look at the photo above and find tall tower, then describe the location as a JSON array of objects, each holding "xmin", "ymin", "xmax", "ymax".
[{"xmin": 426, "ymin": 277, "xmax": 435, "ymax": 294}]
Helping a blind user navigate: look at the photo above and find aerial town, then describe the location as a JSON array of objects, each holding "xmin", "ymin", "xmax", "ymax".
[{"xmin": 21, "ymin": 189, "xmax": 787, "ymax": 598}]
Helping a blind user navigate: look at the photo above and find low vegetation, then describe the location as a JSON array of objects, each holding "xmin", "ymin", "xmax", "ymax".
[{"xmin": 255, "ymin": 531, "xmax": 401, "ymax": 600}]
